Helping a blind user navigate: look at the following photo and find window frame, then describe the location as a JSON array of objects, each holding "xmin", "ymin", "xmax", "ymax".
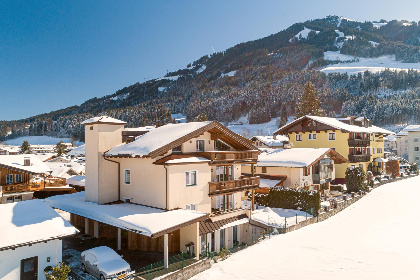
[
  {"xmin": 196, "ymin": 140, "xmax": 205, "ymax": 152},
  {"xmin": 328, "ymin": 132, "xmax": 336, "ymax": 141},
  {"xmin": 15, "ymin": 174, "xmax": 22, "ymax": 184},
  {"xmin": 123, "ymin": 169, "xmax": 131, "ymax": 185},
  {"xmin": 295, "ymin": 134, "xmax": 302, "ymax": 142},
  {"xmin": 185, "ymin": 171, "xmax": 198, "ymax": 187},
  {"xmin": 6, "ymin": 174, "xmax": 13, "ymax": 184},
  {"xmin": 308, "ymin": 133, "xmax": 317, "ymax": 140}
]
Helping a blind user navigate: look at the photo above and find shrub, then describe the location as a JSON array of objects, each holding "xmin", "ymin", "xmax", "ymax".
[
  {"xmin": 345, "ymin": 167, "xmax": 366, "ymax": 193},
  {"xmin": 366, "ymin": 171, "xmax": 374, "ymax": 187},
  {"xmin": 386, "ymin": 159, "xmax": 400, "ymax": 178},
  {"xmin": 44, "ymin": 263, "xmax": 70, "ymax": 280}
]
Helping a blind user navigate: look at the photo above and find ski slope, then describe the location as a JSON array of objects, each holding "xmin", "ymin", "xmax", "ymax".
[
  {"xmin": 321, "ymin": 52, "xmax": 420, "ymax": 75},
  {"xmin": 193, "ymin": 176, "xmax": 420, "ymax": 280}
]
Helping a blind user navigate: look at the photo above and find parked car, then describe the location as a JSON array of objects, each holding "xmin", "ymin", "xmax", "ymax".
[{"xmin": 81, "ymin": 246, "xmax": 133, "ymax": 280}]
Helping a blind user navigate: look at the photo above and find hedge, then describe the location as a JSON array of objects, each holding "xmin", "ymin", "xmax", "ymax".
[{"xmin": 254, "ymin": 187, "xmax": 321, "ymax": 216}]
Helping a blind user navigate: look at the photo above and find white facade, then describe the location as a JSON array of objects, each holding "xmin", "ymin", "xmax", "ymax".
[
  {"xmin": 408, "ymin": 131, "xmax": 420, "ymax": 165},
  {"xmin": 0, "ymin": 239, "xmax": 63, "ymax": 280}
]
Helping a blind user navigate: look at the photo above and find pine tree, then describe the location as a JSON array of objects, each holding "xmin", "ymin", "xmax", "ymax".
[
  {"xmin": 295, "ymin": 81, "xmax": 326, "ymax": 118},
  {"xmin": 55, "ymin": 141, "xmax": 66, "ymax": 157},
  {"xmin": 20, "ymin": 140, "xmax": 31, "ymax": 154}
]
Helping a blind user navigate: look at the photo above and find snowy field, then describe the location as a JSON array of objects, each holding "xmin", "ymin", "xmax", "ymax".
[
  {"xmin": 321, "ymin": 52, "xmax": 420, "ymax": 75},
  {"xmin": 193, "ymin": 176, "xmax": 420, "ymax": 280},
  {"xmin": 4, "ymin": 136, "xmax": 83, "ymax": 146},
  {"xmin": 228, "ymin": 118, "xmax": 279, "ymax": 137}
]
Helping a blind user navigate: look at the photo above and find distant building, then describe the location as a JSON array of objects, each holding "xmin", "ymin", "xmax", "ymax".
[
  {"xmin": 250, "ymin": 135, "xmax": 291, "ymax": 150},
  {"xmin": 0, "ymin": 200, "xmax": 77, "ymax": 280}
]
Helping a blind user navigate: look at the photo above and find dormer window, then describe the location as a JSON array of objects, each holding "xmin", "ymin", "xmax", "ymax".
[{"xmin": 196, "ymin": 140, "xmax": 205, "ymax": 152}]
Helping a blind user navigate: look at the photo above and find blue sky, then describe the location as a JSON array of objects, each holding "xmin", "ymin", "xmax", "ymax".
[{"xmin": 1, "ymin": 0, "xmax": 419, "ymax": 120}]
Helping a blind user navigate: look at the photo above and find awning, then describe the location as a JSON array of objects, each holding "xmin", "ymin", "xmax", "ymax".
[
  {"xmin": 45, "ymin": 192, "xmax": 208, "ymax": 238},
  {"xmin": 199, "ymin": 214, "xmax": 248, "ymax": 235},
  {"xmin": 219, "ymin": 217, "xmax": 249, "ymax": 230}
]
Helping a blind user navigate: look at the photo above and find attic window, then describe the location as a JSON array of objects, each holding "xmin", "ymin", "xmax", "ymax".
[{"xmin": 90, "ymin": 126, "xmax": 93, "ymax": 130}]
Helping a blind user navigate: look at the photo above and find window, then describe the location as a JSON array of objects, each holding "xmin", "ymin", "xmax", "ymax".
[
  {"xmin": 415, "ymin": 147, "xmax": 419, "ymax": 152},
  {"xmin": 372, "ymin": 134, "xmax": 375, "ymax": 141},
  {"xmin": 15, "ymin": 174, "xmax": 22, "ymax": 183},
  {"xmin": 295, "ymin": 134, "xmax": 302, "ymax": 141},
  {"xmin": 124, "ymin": 170, "xmax": 131, "ymax": 185},
  {"xmin": 186, "ymin": 171, "xmax": 197, "ymax": 186},
  {"xmin": 14, "ymin": 195, "xmax": 22, "ymax": 202},
  {"xmin": 262, "ymin": 166, "xmax": 267, "ymax": 173},
  {"xmin": 6, "ymin": 174, "xmax": 13, "ymax": 184},
  {"xmin": 416, "ymin": 157, "xmax": 420, "ymax": 161},
  {"xmin": 185, "ymin": 203, "xmax": 198, "ymax": 211},
  {"xmin": 308, "ymin": 133, "xmax": 317, "ymax": 140},
  {"xmin": 328, "ymin": 133, "xmax": 336, "ymax": 141},
  {"xmin": 372, "ymin": 147, "xmax": 375, "ymax": 154},
  {"xmin": 6, "ymin": 196, "xmax": 14, "ymax": 203},
  {"xmin": 415, "ymin": 137, "xmax": 419, "ymax": 142},
  {"xmin": 196, "ymin": 140, "xmax": 205, "ymax": 152}
]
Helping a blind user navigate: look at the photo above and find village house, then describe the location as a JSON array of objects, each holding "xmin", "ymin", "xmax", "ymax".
[
  {"xmin": 46, "ymin": 116, "xmax": 261, "ymax": 267},
  {"xmin": 274, "ymin": 116, "xmax": 394, "ymax": 183},
  {"xmin": 250, "ymin": 135, "xmax": 291, "ymax": 151},
  {"xmin": 0, "ymin": 154, "xmax": 73, "ymax": 203},
  {"xmin": 242, "ymin": 148, "xmax": 347, "ymax": 193},
  {"xmin": 0, "ymin": 199, "xmax": 77, "ymax": 280}
]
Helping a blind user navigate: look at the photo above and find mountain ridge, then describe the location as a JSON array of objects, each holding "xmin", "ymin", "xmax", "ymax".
[{"xmin": 2, "ymin": 15, "xmax": 420, "ymax": 142}]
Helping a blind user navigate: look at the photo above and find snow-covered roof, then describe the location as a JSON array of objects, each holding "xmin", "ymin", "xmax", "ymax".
[
  {"xmin": 124, "ymin": 126, "xmax": 155, "ymax": 132},
  {"xmin": 45, "ymin": 192, "xmax": 208, "ymax": 237},
  {"xmin": 68, "ymin": 144, "xmax": 85, "ymax": 156},
  {"xmin": 106, "ymin": 122, "xmax": 212, "ymax": 157},
  {"xmin": 45, "ymin": 161, "xmax": 85, "ymax": 178},
  {"xmin": 165, "ymin": 157, "xmax": 210, "ymax": 164},
  {"xmin": 0, "ymin": 200, "xmax": 77, "ymax": 250},
  {"xmin": 259, "ymin": 178, "xmax": 282, "ymax": 188},
  {"xmin": 67, "ymin": 175, "xmax": 85, "ymax": 186},
  {"xmin": 257, "ymin": 148, "xmax": 334, "ymax": 168},
  {"xmin": 275, "ymin": 116, "xmax": 394, "ymax": 135},
  {"xmin": 0, "ymin": 154, "xmax": 52, "ymax": 174},
  {"xmin": 251, "ymin": 135, "xmax": 289, "ymax": 147},
  {"xmin": 81, "ymin": 116, "xmax": 127, "ymax": 125},
  {"xmin": 35, "ymin": 153, "xmax": 55, "ymax": 162}
]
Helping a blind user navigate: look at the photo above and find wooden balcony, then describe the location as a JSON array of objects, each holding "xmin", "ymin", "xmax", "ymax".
[
  {"xmin": 194, "ymin": 151, "xmax": 258, "ymax": 163},
  {"xmin": 1, "ymin": 183, "xmax": 44, "ymax": 194},
  {"xmin": 348, "ymin": 139, "xmax": 370, "ymax": 147},
  {"xmin": 209, "ymin": 177, "xmax": 260, "ymax": 196},
  {"xmin": 348, "ymin": 154, "xmax": 371, "ymax": 163},
  {"xmin": 1, "ymin": 178, "xmax": 67, "ymax": 194}
]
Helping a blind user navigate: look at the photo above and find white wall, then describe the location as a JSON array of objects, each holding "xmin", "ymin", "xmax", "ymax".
[
  {"xmin": 0, "ymin": 239, "xmax": 62, "ymax": 280},
  {"xmin": 408, "ymin": 131, "xmax": 420, "ymax": 165}
]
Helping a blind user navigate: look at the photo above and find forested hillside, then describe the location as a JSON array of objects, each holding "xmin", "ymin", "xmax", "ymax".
[{"xmin": 3, "ymin": 15, "xmax": 420, "ymax": 142}]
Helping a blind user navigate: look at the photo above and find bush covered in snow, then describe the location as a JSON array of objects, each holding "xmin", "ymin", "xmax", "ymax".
[
  {"xmin": 345, "ymin": 167, "xmax": 366, "ymax": 193},
  {"xmin": 254, "ymin": 187, "xmax": 321, "ymax": 216}
]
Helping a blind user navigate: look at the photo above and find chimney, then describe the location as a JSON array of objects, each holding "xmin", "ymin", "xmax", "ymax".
[{"xmin": 24, "ymin": 157, "xmax": 30, "ymax": 166}]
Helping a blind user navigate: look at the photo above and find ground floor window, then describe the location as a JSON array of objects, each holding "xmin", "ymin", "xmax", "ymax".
[{"xmin": 220, "ymin": 229, "xmax": 226, "ymax": 251}]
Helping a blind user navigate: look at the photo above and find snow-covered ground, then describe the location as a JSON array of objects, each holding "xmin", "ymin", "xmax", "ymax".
[
  {"xmin": 5, "ymin": 136, "xmax": 83, "ymax": 146},
  {"xmin": 227, "ymin": 117, "xmax": 279, "ymax": 137},
  {"xmin": 251, "ymin": 207, "xmax": 312, "ymax": 228},
  {"xmin": 193, "ymin": 176, "xmax": 420, "ymax": 280},
  {"xmin": 321, "ymin": 52, "xmax": 420, "ymax": 75}
]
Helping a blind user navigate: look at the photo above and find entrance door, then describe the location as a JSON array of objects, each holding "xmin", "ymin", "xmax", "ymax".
[{"xmin": 21, "ymin": 256, "xmax": 38, "ymax": 280}]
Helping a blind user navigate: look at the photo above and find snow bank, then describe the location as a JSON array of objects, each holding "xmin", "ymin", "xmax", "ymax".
[{"xmin": 193, "ymin": 176, "xmax": 420, "ymax": 280}]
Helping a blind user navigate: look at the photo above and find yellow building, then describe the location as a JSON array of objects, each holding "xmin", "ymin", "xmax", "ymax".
[{"xmin": 274, "ymin": 116, "xmax": 394, "ymax": 184}]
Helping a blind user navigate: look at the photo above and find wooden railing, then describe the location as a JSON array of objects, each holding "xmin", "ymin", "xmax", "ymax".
[
  {"xmin": 209, "ymin": 177, "xmax": 260, "ymax": 195},
  {"xmin": 1, "ymin": 183, "xmax": 44, "ymax": 194},
  {"xmin": 348, "ymin": 154, "xmax": 371, "ymax": 163},
  {"xmin": 194, "ymin": 151, "xmax": 258, "ymax": 162},
  {"xmin": 1, "ymin": 177, "xmax": 67, "ymax": 194},
  {"xmin": 348, "ymin": 139, "xmax": 370, "ymax": 147}
]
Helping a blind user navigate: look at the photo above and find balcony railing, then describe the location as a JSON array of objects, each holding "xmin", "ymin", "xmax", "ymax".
[
  {"xmin": 348, "ymin": 154, "xmax": 371, "ymax": 163},
  {"xmin": 1, "ymin": 182, "xmax": 44, "ymax": 194},
  {"xmin": 194, "ymin": 151, "xmax": 258, "ymax": 163},
  {"xmin": 209, "ymin": 177, "xmax": 260, "ymax": 196},
  {"xmin": 348, "ymin": 139, "xmax": 370, "ymax": 147}
]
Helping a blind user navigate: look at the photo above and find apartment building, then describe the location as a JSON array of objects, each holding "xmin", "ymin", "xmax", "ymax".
[
  {"xmin": 46, "ymin": 116, "xmax": 261, "ymax": 264},
  {"xmin": 274, "ymin": 116, "xmax": 394, "ymax": 183}
]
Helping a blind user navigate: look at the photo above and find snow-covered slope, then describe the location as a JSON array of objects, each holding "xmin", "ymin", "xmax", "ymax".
[
  {"xmin": 193, "ymin": 176, "xmax": 420, "ymax": 280},
  {"xmin": 321, "ymin": 52, "xmax": 420, "ymax": 74},
  {"xmin": 5, "ymin": 136, "xmax": 83, "ymax": 146}
]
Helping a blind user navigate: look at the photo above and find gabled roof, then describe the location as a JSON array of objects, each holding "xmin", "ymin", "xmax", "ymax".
[
  {"xmin": 0, "ymin": 200, "xmax": 77, "ymax": 251},
  {"xmin": 81, "ymin": 116, "xmax": 127, "ymax": 125},
  {"xmin": 256, "ymin": 148, "xmax": 348, "ymax": 168},
  {"xmin": 106, "ymin": 121, "xmax": 257, "ymax": 158},
  {"xmin": 0, "ymin": 154, "xmax": 52, "ymax": 175},
  {"xmin": 251, "ymin": 135, "xmax": 289, "ymax": 146},
  {"xmin": 274, "ymin": 115, "xmax": 395, "ymax": 135}
]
